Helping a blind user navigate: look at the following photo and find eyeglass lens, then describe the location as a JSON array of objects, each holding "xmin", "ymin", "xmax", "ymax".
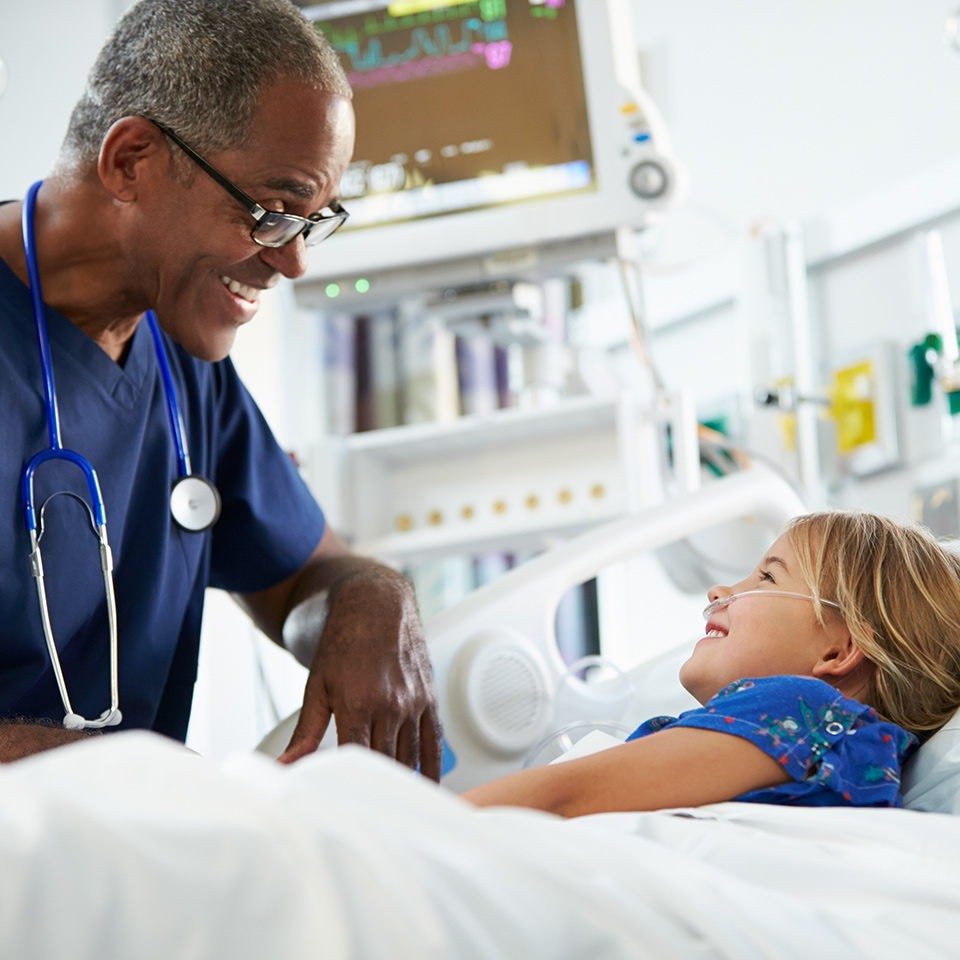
[{"xmin": 253, "ymin": 211, "xmax": 346, "ymax": 248}]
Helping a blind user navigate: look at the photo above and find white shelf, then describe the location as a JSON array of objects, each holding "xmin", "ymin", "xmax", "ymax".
[
  {"xmin": 355, "ymin": 515, "xmax": 606, "ymax": 565},
  {"xmin": 344, "ymin": 393, "xmax": 619, "ymax": 457},
  {"xmin": 303, "ymin": 391, "xmax": 685, "ymax": 563}
]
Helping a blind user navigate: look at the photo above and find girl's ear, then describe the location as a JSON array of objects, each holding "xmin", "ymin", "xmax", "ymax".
[{"xmin": 811, "ymin": 621, "xmax": 872, "ymax": 682}]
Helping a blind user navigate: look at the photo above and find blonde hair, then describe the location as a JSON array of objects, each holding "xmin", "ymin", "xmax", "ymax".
[{"xmin": 787, "ymin": 511, "xmax": 960, "ymax": 740}]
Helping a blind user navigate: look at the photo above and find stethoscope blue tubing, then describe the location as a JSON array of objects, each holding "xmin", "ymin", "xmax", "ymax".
[
  {"xmin": 145, "ymin": 309, "xmax": 192, "ymax": 478},
  {"xmin": 17, "ymin": 179, "xmax": 222, "ymax": 729},
  {"xmin": 20, "ymin": 180, "xmax": 196, "ymax": 531},
  {"xmin": 21, "ymin": 180, "xmax": 107, "ymax": 531}
]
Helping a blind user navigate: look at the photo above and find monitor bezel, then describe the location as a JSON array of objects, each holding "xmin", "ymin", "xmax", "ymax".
[{"xmin": 298, "ymin": 0, "xmax": 681, "ymax": 284}]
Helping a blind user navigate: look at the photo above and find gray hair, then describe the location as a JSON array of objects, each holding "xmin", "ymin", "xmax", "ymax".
[{"xmin": 56, "ymin": 0, "xmax": 350, "ymax": 177}]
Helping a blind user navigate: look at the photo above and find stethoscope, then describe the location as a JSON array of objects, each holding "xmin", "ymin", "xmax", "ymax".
[{"xmin": 20, "ymin": 180, "xmax": 221, "ymax": 730}]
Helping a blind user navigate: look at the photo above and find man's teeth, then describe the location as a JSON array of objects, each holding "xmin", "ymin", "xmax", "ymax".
[{"xmin": 220, "ymin": 276, "xmax": 260, "ymax": 302}]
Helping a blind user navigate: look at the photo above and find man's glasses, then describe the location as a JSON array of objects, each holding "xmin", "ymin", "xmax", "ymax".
[{"xmin": 148, "ymin": 119, "xmax": 349, "ymax": 248}]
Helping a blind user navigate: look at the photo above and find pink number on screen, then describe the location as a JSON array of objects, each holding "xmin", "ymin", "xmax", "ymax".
[{"xmin": 484, "ymin": 40, "xmax": 512, "ymax": 69}]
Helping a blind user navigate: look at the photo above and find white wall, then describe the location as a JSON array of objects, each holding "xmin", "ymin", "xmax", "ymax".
[
  {"xmin": 634, "ymin": 0, "xmax": 960, "ymax": 233},
  {"xmin": 0, "ymin": 1, "xmax": 128, "ymax": 196}
]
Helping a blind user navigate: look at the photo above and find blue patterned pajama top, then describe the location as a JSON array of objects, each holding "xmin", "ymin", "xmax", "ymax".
[{"xmin": 627, "ymin": 676, "xmax": 918, "ymax": 807}]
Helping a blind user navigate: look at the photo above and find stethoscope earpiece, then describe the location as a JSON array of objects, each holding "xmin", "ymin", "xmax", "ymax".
[{"xmin": 64, "ymin": 708, "xmax": 123, "ymax": 731}]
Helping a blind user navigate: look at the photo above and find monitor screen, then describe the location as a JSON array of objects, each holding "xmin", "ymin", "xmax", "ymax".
[
  {"xmin": 304, "ymin": 0, "xmax": 594, "ymax": 232},
  {"xmin": 293, "ymin": 0, "xmax": 682, "ymax": 291}
]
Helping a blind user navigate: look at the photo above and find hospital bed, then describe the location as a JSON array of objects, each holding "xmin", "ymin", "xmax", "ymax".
[
  {"xmin": 2, "ymin": 468, "xmax": 960, "ymax": 959},
  {"xmin": 260, "ymin": 467, "xmax": 806, "ymax": 788}
]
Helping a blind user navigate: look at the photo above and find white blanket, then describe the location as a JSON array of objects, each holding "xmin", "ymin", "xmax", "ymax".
[{"xmin": 0, "ymin": 732, "xmax": 957, "ymax": 960}]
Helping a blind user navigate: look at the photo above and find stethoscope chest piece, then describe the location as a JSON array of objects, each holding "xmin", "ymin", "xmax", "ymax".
[{"xmin": 170, "ymin": 475, "xmax": 221, "ymax": 532}]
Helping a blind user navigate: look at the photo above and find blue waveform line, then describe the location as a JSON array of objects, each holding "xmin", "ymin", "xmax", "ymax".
[{"xmin": 336, "ymin": 19, "xmax": 505, "ymax": 72}]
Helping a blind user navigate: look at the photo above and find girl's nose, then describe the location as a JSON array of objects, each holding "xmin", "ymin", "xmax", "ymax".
[{"xmin": 707, "ymin": 584, "xmax": 732, "ymax": 604}]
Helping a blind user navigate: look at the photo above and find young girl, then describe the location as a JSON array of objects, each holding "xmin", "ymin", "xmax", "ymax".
[{"xmin": 463, "ymin": 511, "xmax": 960, "ymax": 816}]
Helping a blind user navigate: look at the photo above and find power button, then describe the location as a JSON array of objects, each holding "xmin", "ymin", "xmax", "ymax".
[{"xmin": 629, "ymin": 159, "xmax": 669, "ymax": 200}]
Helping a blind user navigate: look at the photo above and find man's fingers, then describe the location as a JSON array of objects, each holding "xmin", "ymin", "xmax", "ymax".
[
  {"xmin": 277, "ymin": 698, "xmax": 333, "ymax": 765},
  {"xmin": 418, "ymin": 709, "xmax": 444, "ymax": 783},
  {"xmin": 369, "ymin": 715, "xmax": 398, "ymax": 758},
  {"xmin": 336, "ymin": 717, "xmax": 372, "ymax": 749},
  {"xmin": 395, "ymin": 718, "xmax": 420, "ymax": 772}
]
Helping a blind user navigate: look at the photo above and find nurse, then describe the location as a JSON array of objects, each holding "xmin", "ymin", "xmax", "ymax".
[{"xmin": 0, "ymin": 0, "xmax": 441, "ymax": 776}]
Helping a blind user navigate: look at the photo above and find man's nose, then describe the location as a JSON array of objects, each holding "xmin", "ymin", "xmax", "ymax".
[{"xmin": 259, "ymin": 235, "xmax": 309, "ymax": 280}]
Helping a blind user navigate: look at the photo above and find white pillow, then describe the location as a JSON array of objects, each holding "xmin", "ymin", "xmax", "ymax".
[
  {"xmin": 901, "ymin": 707, "xmax": 960, "ymax": 814},
  {"xmin": 618, "ymin": 640, "xmax": 699, "ymax": 735}
]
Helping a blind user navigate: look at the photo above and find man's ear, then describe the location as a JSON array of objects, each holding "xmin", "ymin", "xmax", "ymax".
[
  {"xmin": 811, "ymin": 621, "xmax": 871, "ymax": 681},
  {"xmin": 97, "ymin": 116, "xmax": 168, "ymax": 201}
]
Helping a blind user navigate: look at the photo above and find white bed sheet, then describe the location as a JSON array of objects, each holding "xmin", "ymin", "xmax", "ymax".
[{"xmin": 0, "ymin": 732, "xmax": 958, "ymax": 960}]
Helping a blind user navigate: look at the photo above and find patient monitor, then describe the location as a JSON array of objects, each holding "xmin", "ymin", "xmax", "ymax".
[{"xmin": 294, "ymin": 0, "xmax": 685, "ymax": 299}]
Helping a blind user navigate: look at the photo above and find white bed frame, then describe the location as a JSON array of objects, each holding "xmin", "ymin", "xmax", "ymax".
[
  {"xmin": 427, "ymin": 469, "xmax": 806, "ymax": 790},
  {"xmin": 259, "ymin": 469, "xmax": 805, "ymax": 786}
]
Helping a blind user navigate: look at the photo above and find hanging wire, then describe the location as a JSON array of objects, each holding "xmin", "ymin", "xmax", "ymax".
[
  {"xmin": 616, "ymin": 255, "xmax": 668, "ymax": 398},
  {"xmin": 614, "ymin": 253, "xmax": 676, "ymax": 501}
]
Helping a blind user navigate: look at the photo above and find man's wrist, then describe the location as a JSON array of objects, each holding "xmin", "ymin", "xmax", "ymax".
[{"xmin": 0, "ymin": 718, "xmax": 98, "ymax": 762}]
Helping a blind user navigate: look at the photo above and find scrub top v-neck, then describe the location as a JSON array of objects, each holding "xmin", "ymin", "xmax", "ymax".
[{"xmin": 0, "ymin": 252, "xmax": 325, "ymax": 738}]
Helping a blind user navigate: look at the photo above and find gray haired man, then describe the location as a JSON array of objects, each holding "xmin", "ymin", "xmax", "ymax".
[{"xmin": 0, "ymin": 0, "xmax": 441, "ymax": 777}]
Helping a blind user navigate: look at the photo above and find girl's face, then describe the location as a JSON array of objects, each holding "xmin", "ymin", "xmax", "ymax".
[{"xmin": 679, "ymin": 533, "xmax": 848, "ymax": 705}]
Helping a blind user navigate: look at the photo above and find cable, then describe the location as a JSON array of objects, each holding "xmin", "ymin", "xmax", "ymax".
[{"xmin": 615, "ymin": 256, "xmax": 667, "ymax": 398}]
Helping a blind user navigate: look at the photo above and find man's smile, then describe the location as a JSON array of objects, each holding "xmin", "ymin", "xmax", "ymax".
[{"xmin": 219, "ymin": 275, "xmax": 262, "ymax": 303}]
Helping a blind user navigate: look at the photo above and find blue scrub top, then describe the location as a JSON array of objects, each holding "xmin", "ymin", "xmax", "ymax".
[{"xmin": 0, "ymin": 255, "xmax": 326, "ymax": 739}]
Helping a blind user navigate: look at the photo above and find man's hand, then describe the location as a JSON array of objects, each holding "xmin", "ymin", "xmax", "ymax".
[
  {"xmin": 278, "ymin": 570, "xmax": 442, "ymax": 779},
  {"xmin": 236, "ymin": 526, "xmax": 443, "ymax": 780}
]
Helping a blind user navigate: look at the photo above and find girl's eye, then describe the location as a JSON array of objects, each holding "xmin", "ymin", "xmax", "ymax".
[{"xmin": 758, "ymin": 569, "xmax": 775, "ymax": 583}]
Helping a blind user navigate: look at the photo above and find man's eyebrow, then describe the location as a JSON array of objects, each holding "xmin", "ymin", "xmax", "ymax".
[
  {"xmin": 762, "ymin": 555, "xmax": 788, "ymax": 571},
  {"xmin": 259, "ymin": 176, "xmax": 319, "ymax": 201}
]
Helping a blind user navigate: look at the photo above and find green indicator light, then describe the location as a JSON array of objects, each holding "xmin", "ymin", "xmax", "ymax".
[
  {"xmin": 325, "ymin": 283, "xmax": 341, "ymax": 298},
  {"xmin": 355, "ymin": 278, "xmax": 370, "ymax": 293}
]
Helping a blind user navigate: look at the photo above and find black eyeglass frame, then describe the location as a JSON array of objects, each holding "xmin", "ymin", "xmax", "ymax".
[{"xmin": 147, "ymin": 118, "xmax": 349, "ymax": 248}]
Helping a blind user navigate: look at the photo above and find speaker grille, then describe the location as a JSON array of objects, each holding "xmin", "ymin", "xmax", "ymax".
[{"xmin": 477, "ymin": 651, "xmax": 545, "ymax": 738}]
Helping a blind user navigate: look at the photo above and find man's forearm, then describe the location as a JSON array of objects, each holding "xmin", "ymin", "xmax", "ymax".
[{"xmin": 0, "ymin": 719, "xmax": 96, "ymax": 762}]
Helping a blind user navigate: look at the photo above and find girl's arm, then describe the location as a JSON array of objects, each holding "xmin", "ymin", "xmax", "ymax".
[{"xmin": 461, "ymin": 726, "xmax": 792, "ymax": 817}]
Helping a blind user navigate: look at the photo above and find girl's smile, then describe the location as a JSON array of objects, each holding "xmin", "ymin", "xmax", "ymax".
[{"xmin": 680, "ymin": 534, "xmax": 857, "ymax": 705}]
